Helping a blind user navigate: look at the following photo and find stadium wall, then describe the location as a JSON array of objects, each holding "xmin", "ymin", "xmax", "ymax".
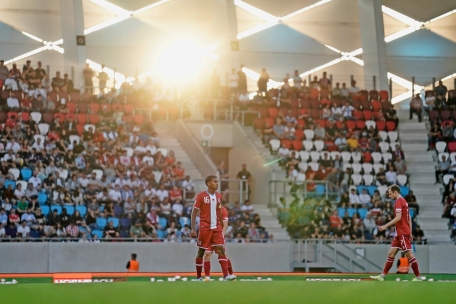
[{"xmin": 0, "ymin": 242, "xmax": 291, "ymax": 273}]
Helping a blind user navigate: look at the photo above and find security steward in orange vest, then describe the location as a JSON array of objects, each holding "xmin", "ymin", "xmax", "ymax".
[
  {"xmin": 396, "ymin": 253, "xmax": 409, "ymax": 274},
  {"xmin": 126, "ymin": 253, "xmax": 140, "ymax": 272}
]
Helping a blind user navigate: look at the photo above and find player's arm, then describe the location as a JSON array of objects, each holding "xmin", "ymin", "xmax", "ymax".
[
  {"xmin": 222, "ymin": 220, "xmax": 228, "ymax": 236},
  {"xmin": 409, "ymin": 212, "xmax": 413, "ymax": 242},
  {"xmin": 379, "ymin": 212, "xmax": 401, "ymax": 231},
  {"xmin": 190, "ymin": 195, "xmax": 200, "ymax": 237}
]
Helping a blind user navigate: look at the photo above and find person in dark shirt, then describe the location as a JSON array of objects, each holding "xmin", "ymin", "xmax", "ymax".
[
  {"xmin": 236, "ymin": 164, "xmax": 251, "ymax": 194},
  {"xmin": 5, "ymin": 222, "xmax": 18, "ymax": 239},
  {"xmin": 104, "ymin": 220, "xmax": 119, "ymax": 238},
  {"xmin": 47, "ymin": 210, "xmax": 61, "ymax": 226}
]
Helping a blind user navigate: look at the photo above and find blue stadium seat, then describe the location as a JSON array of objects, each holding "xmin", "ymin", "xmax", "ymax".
[
  {"xmin": 79, "ymin": 226, "xmax": 89, "ymax": 235},
  {"xmin": 315, "ymin": 184, "xmax": 325, "ymax": 196},
  {"xmin": 108, "ymin": 217, "xmax": 119, "ymax": 228},
  {"xmin": 75, "ymin": 205, "xmax": 87, "ymax": 217},
  {"xmin": 4, "ymin": 180, "xmax": 15, "ymax": 189},
  {"xmin": 410, "ymin": 209, "xmax": 416, "ymax": 219},
  {"xmin": 158, "ymin": 217, "xmax": 167, "ymax": 229},
  {"xmin": 20, "ymin": 168, "xmax": 32, "ymax": 181},
  {"xmin": 179, "ymin": 217, "xmax": 190, "ymax": 227},
  {"xmin": 400, "ymin": 186, "xmax": 410, "ymax": 196},
  {"xmin": 96, "ymin": 217, "xmax": 107, "ymax": 229},
  {"xmin": 38, "ymin": 193, "xmax": 48, "ymax": 205},
  {"xmin": 120, "ymin": 218, "xmax": 131, "ymax": 229},
  {"xmin": 356, "ymin": 185, "xmax": 368, "ymax": 194},
  {"xmin": 337, "ymin": 208, "xmax": 346, "ymax": 218},
  {"xmin": 120, "ymin": 230, "xmax": 129, "ymax": 238},
  {"xmin": 92, "ymin": 229, "xmax": 103, "ymax": 239},
  {"xmin": 51, "ymin": 205, "xmax": 62, "ymax": 215},
  {"xmin": 99, "ymin": 205, "xmax": 105, "ymax": 212},
  {"xmin": 114, "ymin": 205, "xmax": 123, "ymax": 218},
  {"xmin": 41, "ymin": 205, "xmax": 50, "ymax": 216},
  {"xmin": 347, "ymin": 208, "xmax": 356, "ymax": 217},
  {"xmin": 367, "ymin": 186, "xmax": 377, "ymax": 196},
  {"xmin": 30, "ymin": 230, "xmax": 41, "ymax": 238},
  {"xmin": 358, "ymin": 208, "xmax": 368, "ymax": 219},
  {"xmin": 156, "ymin": 230, "xmax": 165, "ymax": 239},
  {"xmin": 63, "ymin": 205, "xmax": 74, "ymax": 215}
]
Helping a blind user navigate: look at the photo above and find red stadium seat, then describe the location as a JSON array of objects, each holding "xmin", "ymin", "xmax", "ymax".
[
  {"xmin": 76, "ymin": 124, "xmax": 84, "ymax": 135},
  {"xmin": 356, "ymin": 121, "xmax": 366, "ymax": 129},
  {"xmin": 292, "ymin": 140, "xmax": 302, "ymax": 151},
  {"xmin": 1, "ymin": 90, "xmax": 11, "ymax": 99},
  {"xmin": 290, "ymin": 98, "xmax": 299, "ymax": 109},
  {"xmin": 77, "ymin": 114, "xmax": 87, "ymax": 124},
  {"xmin": 449, "ymin": 142, "xmax": 456, "ymax": 153},
  {"xmin": 133, "ymin": 114, "xmax": 144, "ymax": 125},
  {"xmin": 59, "ymin": 92, "xmax": 69, "ymax": 101},
  {"xmin": 310, "ymin": 109, "xmax": 320, "ymax": 120},
  {"xmin": 441, "ymin": 110, "xmax": 451, "ymax": 121},
  {"xmin": 70, "ymin": 92, "xmax": 80, "ymax": 102},
  {"xmin": 386, "ymin": 121, "xmax": 396, "ymax": 131},
  {"xmin": 371, "ymin": 100, "xmax": 381, "ymax": 111},
  {"xmin": 300, "ymin": 99, "xmax": 311, "ymax": 109},
  {"xmin": 81, "ymin": 93, "xmax": 92, "ymax": 102},
  {"xmin": 122, "ymin": 115, "xmax": 133, "ymax": 124},
  {"xmin": 369, "ymin": 90, "xmax": 379, "ymax": 100},
  {"xmin": 258, "ymin": 108, "xmax": 268, "ymax": 118},
  {"xmin": 336, "ymin": 121, "xmax": 345, "ymax": 129},
  {"xmin": 381, "ymin": 101, "xmax": 392, "ymax": 111},
  {"xmin": 54, "ymin": 113, "xmax": 65, "ymax": 122},
  {"xmin": 7, "ymin": 112, "xmax": 17, "ymax": 120},
  {"xmin": 376, "ymin": 121, "xmax": 386, "ymax": 131},
  {"xmin": 379, "ymin": 90, "xmax": 389, "ymax": 101},
  {"xmin": 299, "ymin": 109, "xmax": 309, "ymax": 117},
  {"xmin": 253, "ymin": 118, "xmax": 263, "ymax": 130},
  {"xmin": 295, "ymin": 129, "xmax": 304, "ymax": 140},
  {"xmin": 296, "ymin": 119, "xmax": 306, "ymax": 129},
  {"xmin": 124, "ymin": 104, "xmax": 134, "ymax": 114},
  {"xmin": 268, "ymin": 107, "xmax": 278, "ymax": 119},
  {"xmin": 310, "ymin": 99, "xmax": 320, "ymax": 109},
  {"xmin": 361, "ymin": 100, "xmax": 371, "ymax": 110},
  {"xmin": 21, "ymin": 112, "xmax": 30, "ymax": 122},
  {"xmin": 363, "ymin": 152, "xmax": 372, "ymax": 163},
  {"xmin": 320, "ymin": 98, "xmax": 331, "ymax": 107},
  {"xmin": 42, "ymin": 113, "xmax": 54, "ymax": 124},
  {"xmin": 263, "ymin": 118, "xmax": 274, "ymax": 127},
  {"xmin": 352, "ymin": 100, "xmax": 362, "ymax": 110},
  {"xmin": 353, "ymin": 111, "xmax": 363, "ymax": 120},
  {"xmin": 66, "ymin": 113, "xmax": 76, "ymax": 121},
  {"xmin": 429, "ymin": 111, "xmax": 439, "ymax": 121},
  {"xmin": 310, "ymin": 88, "xmax": 319, "ymax": 99},
  {"xmin": 112, "ymin": 104, "xmax": 122, "ymax": 112},
  {"xmin": 281, "ymin": 139, "xmax": 292, "ymax": 149},
  {"xmin": 346, "ymin": 121, "xmax": 356, "ymax": 130},
  {"xmin": 89, "ymin": 114, "xmax": 100, "ymax": 124},
  {"xmin": 48, "ymin": 91, "xmax": 58, "ymax": 102},
  {"xmin": 14, "ymin": 91, "xmax": 22, "ymax": 100},
  {"xmin": 363, "ymin": 110, "xmax": 373, "ymax": 120},
  {"xmin": 66, "ymin": 102, "xmax": 77, "ymax": 113},
  {"xmin": 89, "ymin": 103, "xmax": 100, "ymax": 113}
]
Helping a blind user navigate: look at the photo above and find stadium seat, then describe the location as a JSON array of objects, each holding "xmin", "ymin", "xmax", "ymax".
[
  {"xmin": 367, "ymin": 186, "xmax": 377, "ymax": 196},
  {"xmin": 449, "ymin": 142, "xmax": 456, "ymax": 153},
  {"xmin": 341, "ymin": 152, "xmax": 351, "ymax": 163},
  {"xmin": 436, "ymin": 141, "xmax": 447, "ymax": 153},
  {"xmin": 158, "ymin": 217, "xmax": 168, "ymax": 229},
  {"xmin": 96, "ymin": 217, "xmax": 107, "ymax": 229},
  {"xmin": 281, "ymin": 140, "xmax": 292, "ymax": 150},
  {"xmin": 343, "ymin": 163, "xmax": 352, "ymax": 172},
  {"xmin": 38, "ymin": 123, "xmax": 49, "ymax": 135},
  {"xmin": 362, "ymin": 163, "xmax": 373, "ymax": 175},
  {"xmin": 308, "ymin": 162, "xmax": 319, "ymax": 171},
  {"xmin": 371, "ymin": 152, "xmax": 382, "ymax": 163},
  {"xmin": 92, "ymin": 230, "xmax": 103, "ymax": 239},
  {"xmin": 330, "ymin": 151, "xmax": 340, "ymax": 160},
  {"xmin": 38, "ymin": 193, "xmax": 48, "ymax": 205},
  {"xmin": 365, "ymin": 120, "xmax": 376, "ymax": 129},
  {"xmin": 352, "ymin": 163, "xmax": 362, "ymax": 174},
  {"xmin": 76, "ymin": 205, "xmax": 87, "ymax": 217},
  {"xmin": 51, "ymin": 205, "xmax": 62, "ymax": 215},
  {"xmin": 30, "ymin": 112, "xmax": 42, "ymax": 123},
  {"xmin": 397, "ymin": 174, "xmax": 407, "ymax": 186},
  {"xmin": 9, "ymin": 168, "xmax": 20, "ymax": 180},
  {"xmin": 351, "ymin": 174, "xmax": 362, "ymax": 185},
  {"xmin": 358, "ymin": 208, "xmax": 368, "ymax": 219},
  {"xmin": 36, "ymin": 204, "xmax": 49, "ymax": 216},
  {"xmin": 382, "ymin": 153, "xmax": 392, "ymax": 163},
  {"xmin": 269, "ymin": 139, "xmax": 280, "ymax": 152},
  {"xmin": 299, "ymin": 151, "xmax": 310, "ymax": 162},
  {"xmin": 4, "ymin": 179, "xmax": 15, "ymax": 189},
  {"xmin": 363, "ymin": 175, "xmax": 374, "ymax": 185},
  {"xmin": 296, "ymin": 173, "xmax": 306, "ymax": 183},
  {"xmin": 347, "ymin": 208, "xmax": 357, "ymax": 217},
  {"xmin": 108, "ymin": 217, "xmax": 120, "ymax": 228},
  {"xmin": 16, "ymin": 180, "xmax": 27, "ymax": 190},
  {"xmin": 351, "ymin": 152, "xmax": 362, "ymax": 163},
  {"xmin": 303, "ymin": 140, "xmax": 313, "ymax": 151},
  {"xmin": 386, "ymin": 121, "xmax": 396, "ymax": 131},
  {"xmin": 314, "ymin": 140, "xmax": 324, "ymax": 151},
  {"xmin": 378, "ymin": 131, "xmax": 388, "ymax": 142},
  {"xmin": 439, "ymin": 152, "xmax": 450, "ymax": 162},
  {"xmin": 337, "ymin": 208, "xmax": 346, "ymax": 218},
  {"xmin": 376, "ymin": 121, "xmax": 386, "ymax": 131},
  {"xmin": 298, "ymin": 162, "xmax": 307, "ymax": 172},
  {"xmin": 387, "ymin": 131, "xmax": 398, "ymax": 142},
  {"xmin": 315, "ymin": 184, "xmax": 325, "ymax": 196},
  {"xmin": 99, "ymin": 206, "xmax": 105, "ymax": 212},
  {"xmin": 379, "ymin": 142, "xmax": 389, "ymax": 153},
  {"xmin": 373, "ymin": 164, "xmax": 384, "ymax": 174},
  {"xmin": 63, "ymin": 205, "xmax": 74, "ymax": 215},
  {"xmin": 304, "ymin": 129, "xmax": 314, "ymax": 140},
  {"xmin": 292, "ymin": 140, "xmax": 302, "ymax": 151},
  {"xmin": 20, "ymin": 168, "xmax": 32, "ymax": 181},
  {"xmin": 400, "ymin": 186, "xmax": 410, "ymax": 196},
  {"xmin": 114, "ymin": 205, "xmax": 123, "ymax": 218}
]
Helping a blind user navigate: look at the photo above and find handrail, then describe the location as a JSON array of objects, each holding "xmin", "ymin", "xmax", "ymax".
[
  {"xmin": 333, "ymin": 239, "xmax": 383, "ymax": 271},
  {"xmin": 321, "ymin": 241, "xmax": 366, "ymax": 272}
]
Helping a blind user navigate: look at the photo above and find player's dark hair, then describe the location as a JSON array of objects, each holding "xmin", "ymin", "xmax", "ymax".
[
  {"xmin": 132, "ymin": 253, "xmax": 137, "ymax": 259},
  {"xmin": 205, "ymin": 175, "xmax": 217, "ymax": 186},
  {"xmin": 389, "ymin": 184, "xmax": 400, "ymax": 194}
]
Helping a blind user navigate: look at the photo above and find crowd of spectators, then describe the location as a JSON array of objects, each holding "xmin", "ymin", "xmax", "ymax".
[{"xmin": 429, "ymin": 81, "xmax": 456, "ymax": 243}]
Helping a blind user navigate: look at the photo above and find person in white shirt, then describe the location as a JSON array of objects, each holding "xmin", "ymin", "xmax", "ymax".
[
  {"xmin": 229, "ymin": 68, "xmax": 239, "ymax": 96},
  {"xmin": 17, "ymin": 221, "xmax": 30, "ymax": 238},
  {"xmin": 6, "ymin": 92, "xmax": 20, "ymax": 110},
  {"xmin": 385, "ymin": 165, "xmax": 397, "ymax": 185},
  {"xmin": 77, "ymin": 173, "xmax": 90, "ymax": 188},
  {"xmin": 278, "ymin": 143, "xmax": 290, "ymax": 159},
  {"xmin": 358, "ymin": 189, "xmax": 372, "ymax": 207},
  {"xmin": 109, "ymin": 185, "xmax": 122, "ymax": 202},
  {"xmin": 146, "ymin": 143, "xmax": 157, "ymax": 155},
  {"xmin": 5, "ymin": 139, "xmax": 21, "ymax": 153},
  {"xmin": 349, "ymin": 188, "xmax": 361, "ymax": 207},
  {"xmin": 155, "ymin": 184, "xmax": 169, "ymax": 202},
  {"xmin": 292, "ymin": 70, "xmax": 302, "ymax": 88},
  {"xmin": 29, "ymin": 173, "xmax": 42, "ymax": 188},
  {"xmin": 144, "ymin": 185, "xmax": 156, "ymax": 199},
  {"xmin": 348, "ymin": 80, "xmax": 359, "ymax": 95},
  {"xmin": 3, "ymin": 151, "xmax": 15, "ymax": 162},
  {"xmin": 172, "ymin": 200, "xmax": 183, "ymax": 217},
  {"xmin": 284, "ymin": 122, "xmax": 296, "ymax": 140},
  {"xmin": 142, "ymin": 151, "xmax": 154, "ymax": 166},
  {"xmin": 342, "ymin": 101, "xmax": 355, "ymax": 120},
  {"xmin": 241, "ymin": 199, "xmax": 254, "ymax": 213},
  {"xmin": 31, "ymin": 138, "xmax": 44, "ymax": 152}
]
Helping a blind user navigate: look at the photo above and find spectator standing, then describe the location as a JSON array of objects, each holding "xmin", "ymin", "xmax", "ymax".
[
  {"xmin": 83, "ymin": 63, "xmax": 94, "ymax": 93},
  {"xmin": 97, "ymin": 65, "xmax": 108, "ymax": 92},
  {"xmin": 409, "ymin": 94, "xmax": 423, "ymax": 122},
  {"xmin": 237, "ymin": 164, "xmax": 252, "ymax": 197},
  {"xmin": 434, "ymin": 80, "xmax": 447, "ymax": 101},
  {"xmin": 257, "ymin": 68, "xmax": 269, "ymax": 93},
  {"xmin": 228, "ymin": 68, "xmax": 239, "ymax": 97}
]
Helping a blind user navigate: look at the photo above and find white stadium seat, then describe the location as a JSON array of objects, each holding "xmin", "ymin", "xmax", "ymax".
[{"xmin": 436, "ymin": 141, "xmax": 447, "ymax": 154}]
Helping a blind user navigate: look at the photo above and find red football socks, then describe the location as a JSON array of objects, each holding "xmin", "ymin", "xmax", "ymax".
[
  {"xmin": 227, "ymin": 259, "xmax": 233, "ymax": 275},
  {"xmin": 204, "ymin": 260, "xmax": 211, "ymax": 277},
  {"xmin": 408, "ymin": 257, "xmax": 420, "ymax": 277},
  {"xmin": 382, "ymin": 257, "xmax": 395, "ymax": 276},
  {"xmin": 196, "ymin": 258, "xmax": 203, "ymax": 278},
  {"xmin": 218, "ymin": 255, "xmax": 229, "ymax": 278}
]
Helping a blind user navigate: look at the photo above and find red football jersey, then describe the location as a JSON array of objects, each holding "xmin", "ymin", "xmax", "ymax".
[
  {"xmin": 221, "ymin": 207, "xmax": 228, "ymax": 222},
  {"xmin": 193, "ymin": 191, "xmax": 223, "ymax": 229},
  {"xmin": 394, "ymin": 196, "xmax": 411, "ymax": 235}
]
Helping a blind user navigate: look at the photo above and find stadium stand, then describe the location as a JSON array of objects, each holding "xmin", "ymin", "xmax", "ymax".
[{"xmin": 0, "ymin": 60, "xmax": 269, "ymax": 243}]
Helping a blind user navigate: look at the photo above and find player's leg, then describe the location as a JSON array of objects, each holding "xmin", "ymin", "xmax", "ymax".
[
  {"xmin": 196, "ymin": 228, "xmax": 210, "ymax": 280},
  {"xmin": 403, "ymin": 237, "xmax": 422, "ymax": 280},
  {"xmin": 370, "ymin": 246, "xmax": 399, "ymax": 281},
  {"xmin": 195, "ymin": 247, "xmax": 205, "ymax": 280},
  {"xmin": 203, "ymin": 249, "xmax": 212, "ymax": 281},
  {"xmin": 214, "ymin": 245, "xmax": 230, "ymax": 279},
  {"xmin": 225, "ymin": 246, "xmax": 235, "ymax": 276}
]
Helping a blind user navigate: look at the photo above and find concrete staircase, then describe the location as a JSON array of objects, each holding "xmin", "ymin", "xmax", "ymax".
[
  {"xmin": 396, "ymin": 109, "xmax": 449, "ymax": 243},
  {"xmin": 255, "ymin": 206, "xmax": 289, "ymax": 240},
  {"xmin": 153, "ymin": 122, "xmax": 204, "ymax": 183}
]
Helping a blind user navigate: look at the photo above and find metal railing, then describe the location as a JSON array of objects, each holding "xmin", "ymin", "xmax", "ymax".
[
  {"xmin": 183, "ymin": 178, "xmax": 249, "ymax": 204},
  {"xmin": 291, "ymin": 239, "xmax": 383, "ymax": 273},
  {"xmin": 269, "ymin": 180, "xmax": 340, "ymax": 207}
]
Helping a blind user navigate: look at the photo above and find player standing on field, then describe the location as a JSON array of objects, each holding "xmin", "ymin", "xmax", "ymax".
[
  {"xmin": 191, "ymin": 176, "xmax": 235, "ymax": 281},
  {"xmin": 202, "ymin": 206, "xmax": 235, "ymax": 281},
  {"xmin": 370, "ymin": 184, "xmax": 422, "ymax": 281}
]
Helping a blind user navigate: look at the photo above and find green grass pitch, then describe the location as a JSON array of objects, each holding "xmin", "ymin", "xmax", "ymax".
[{"xmin": 2, "ymin": 275, "xmax": 456, "ymax": 304}]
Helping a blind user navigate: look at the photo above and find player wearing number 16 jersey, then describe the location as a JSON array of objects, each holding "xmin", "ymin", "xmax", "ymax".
[
  {"xmin": 191, "ymin": 176, "xmax": 235, "ymax": 281},
  {"xmin": 370, "ymin": 184, "xmax": 422, "ymax": 281}
]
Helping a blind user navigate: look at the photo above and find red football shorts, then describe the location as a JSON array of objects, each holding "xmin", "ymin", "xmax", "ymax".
[
  {"xmin": 391, "ymin": 234, "xmax": 412, "ymax": 252},
  {"xmin": 197, "ymin": 227, "xmax": 225, "ymax": 250}
]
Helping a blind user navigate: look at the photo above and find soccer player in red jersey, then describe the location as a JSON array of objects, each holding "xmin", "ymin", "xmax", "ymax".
[
  {"xmin": 370, "ymin": 184, "xmax": 422, "ymax": 281},
  {"xmin": 202, "ymin": 206, "xmax": 236, "ymax": 281},
  {"xmin": 191, "ymin": 176, "xmax": 235, "ymax": 281}
]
